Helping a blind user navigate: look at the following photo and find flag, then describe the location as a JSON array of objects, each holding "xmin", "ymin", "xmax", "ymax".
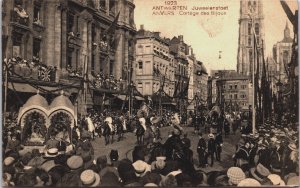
[
  {"xmin": 104, "ymin": 11, "xmax": 120, "ymax": 35},
  {"xmin": 179, "ymin": 75, "xmax": 190, "ymax": 99},
  {"xmin": 173, "ymin": 76, "xmax": 181, "ymax": 98}
]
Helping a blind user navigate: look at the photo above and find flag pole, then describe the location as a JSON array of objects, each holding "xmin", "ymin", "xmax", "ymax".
[
  {"xmin": 3, "ymin": 59, "xmax": 9, "ymax": 127},
  {"xmin": 251, "ymin": 14, "xmax": 256, "ymax": 134}
]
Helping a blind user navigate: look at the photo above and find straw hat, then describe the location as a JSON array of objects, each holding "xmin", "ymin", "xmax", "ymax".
[
  {"xmin": 250, "ymin": 163, "xmax": 271, "ymax": 182},
  {"xmin": 4, "ymin": 157, "xmax": 15, "ymax": 166},
  {"xmin": 237, "ymin": 178, "xmax": 261, "ymax": 187},
  {"xmin": 288, "ymin": 143, "xmax": 297, "ymax": 151},
  {"xmin": 132, "ymin": 160, "xmax": 151, "ymax": 177},
  {"xmin": 80, "ymin": 170, "xmax": 101, "ymax": 187},
  {"xmin": 267, "ymin": 174, "xmax": 285, "ymax": 186},
  {"xmin": 44, "ymin": 148, "xmax": 59, "ymax": 158},
  {"xmin": 227, "ymin": 167, "xmax": 246, "ymax": 185},
  {"xmin": 67, "ymin": 156, "xmax": 83, "ymax": 170},
  {"xmin": 287, "ymin": 176, "xmax": 300, "ymax": 186}
]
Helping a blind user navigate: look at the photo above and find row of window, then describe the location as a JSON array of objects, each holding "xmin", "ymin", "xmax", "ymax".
[
  {"xmin": 225, "ymin": 101, "xmax": 248, "ymax": 107},
  {"xmin": 223, "ymin": 84, "xmax": 247, "ymax": 90},
  {"xmin": 225, "ymin": 94, "xmax": 247, "ymax": 99},
  {"xmin": 136, "ymin": 82, "xmax": 174, "ymax": 96},
  {"xmin": 247, "ymin": 36, "xmax": 260, "ymax": 47},
  {"xmin": 12, "ymin": 35, "xmax": 41, "ymax": 59},
  {"xmin": 247, "ymin": 22, "xmax": 260, "ymax": 36}
]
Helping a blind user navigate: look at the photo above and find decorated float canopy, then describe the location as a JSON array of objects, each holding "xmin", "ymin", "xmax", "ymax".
[{"xmin": 18, "ymin": 90, "xmax": 75, "ymax": 128}]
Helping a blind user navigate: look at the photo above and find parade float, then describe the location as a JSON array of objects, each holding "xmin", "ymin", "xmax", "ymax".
[{"xmin": 17, "ymin": 90, "xmax": 76, "ymax": 151}]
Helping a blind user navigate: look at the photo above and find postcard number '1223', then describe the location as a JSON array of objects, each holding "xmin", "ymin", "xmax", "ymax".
[{"xmin": 165, "ymin": 1, "xmax": 177, "ymax": 5}]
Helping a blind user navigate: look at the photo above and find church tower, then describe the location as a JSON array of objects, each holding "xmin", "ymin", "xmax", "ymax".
[{"xmin": 237, "ymin": 0, "xmax": 265, "ymax": 76}]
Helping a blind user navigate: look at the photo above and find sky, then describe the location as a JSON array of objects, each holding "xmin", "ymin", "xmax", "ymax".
[{"xmin": 134, "ymin": 0, "xmax": 298, "ymax": 75}]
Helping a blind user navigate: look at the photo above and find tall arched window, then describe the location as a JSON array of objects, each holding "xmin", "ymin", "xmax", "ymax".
[
  {"xmin": 255, "ymin": 23, "xmax": 259, "ymax": 35},
  {"xmin": 248, "ymin": 37, "xmax": 252, "ymax": 46},
  {"xmin": 248, "ymin": 22, "xmax": 252, "ymax": 35}
]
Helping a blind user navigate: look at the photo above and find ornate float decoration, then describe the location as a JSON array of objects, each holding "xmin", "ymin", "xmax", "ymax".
[{"xmin": 17, "ymin": 90, "xmax": 75, "ymax": 146}]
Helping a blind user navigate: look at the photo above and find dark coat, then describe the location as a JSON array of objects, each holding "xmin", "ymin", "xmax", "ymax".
[
  {"xmin": 58, "ymin": 168, "xmax": 83, "ymax": 187},
  {"xmin": 132, "ymin": 145, "xmax": 146, "ymax": 162},
  {"xmin": 164, "ymin": 135, "xmax": 183, "ymax": 161},
  {"xmin": 257, "ymin": 148, "xmax": 271, "ymax": 168},
  {"xmin": 103, "ymin": 123, "xmax": 111, "ymax": 136},
  {"xmin": 224, "ymin": 120, "xmax": 230, "ymax": 133},
  {"xmin": 197, "ymin": 138, "xmax": 206, "ymax": 153},
  {"xmin": 215, "ymin": 134, "xmax": 223, "ymax": 146},
  {"xmin": 270, "ymin": 148, "xmax": 281, "ymax": 170},
  {"xmin": 116, "ymin": 118, "xmax": 123, "ymax": 133},
  {"xmin": 136, "ymin": 123, "xmax": 145, "ymax": 136},
  {"xmin": 234, "ymin": 146, "xmax": 249, "ymax": 161},
  {"xmin": 207, "ymin": 138, "xmax": 216, "ymax": 153},
  {"xmin": 149, "ymin": 142, "xmax": 166, "ymax": 163}
]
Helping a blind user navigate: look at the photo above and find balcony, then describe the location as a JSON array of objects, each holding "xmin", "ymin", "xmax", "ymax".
[
  {"xmin": 67, "ymin": 32, "xmax": 82, "ymax": 48},
  {"xmin": 11, "ymin": 6, "xmax": 29, "ymax": 27},
  {"xmin": 6, "ymin": 57, "xmax": 56, "ymax": 82},
  {"xmin": 91, "ymin": 73, "xmax": 128, "ymax": 93}
]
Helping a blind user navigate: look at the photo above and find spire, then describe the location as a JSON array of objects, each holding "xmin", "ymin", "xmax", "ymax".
[{"xmin": 284, "ymin": 20, "xmax": 291, "ymax": 39}]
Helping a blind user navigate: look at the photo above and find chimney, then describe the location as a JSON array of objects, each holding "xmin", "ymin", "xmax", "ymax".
[
  {"xmin": 140, "ymin": 25, "xmax": 144, "ymax": 30},
  {"xmin": 178, "ymin": 35, "xmax": 183, "ymax": 42}
]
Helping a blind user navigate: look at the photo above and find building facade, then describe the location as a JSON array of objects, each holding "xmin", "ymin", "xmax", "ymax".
[
  {"xmin": 2, "ymin": 0, "xmax": 136, "ymax": 113},
  {"xmin": 169, "ymin": 35, "xmax": 189, "ymax": 98},
  {"xmin": 134, "ymin": 25, "xmax": 175, "ymax": 97},
  {"xmin": 237, "ymin": 0, "xmax": 265, "ymax": 76},
  {"xmin": 208, "ymin": 70, "xmax": 251, "ymax": 112}
]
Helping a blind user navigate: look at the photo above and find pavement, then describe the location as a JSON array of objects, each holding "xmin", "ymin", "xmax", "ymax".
[{"xmin": 91, "ymin": 126, "xmax": 241, "ymax": 173}]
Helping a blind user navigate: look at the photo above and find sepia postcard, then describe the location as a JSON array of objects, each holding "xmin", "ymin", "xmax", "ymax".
[{"xmin": 1, "ymin": 0, "xmax": 299, "ymax": 187}]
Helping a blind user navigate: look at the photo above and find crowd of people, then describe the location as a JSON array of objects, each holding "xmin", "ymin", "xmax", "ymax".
[{"xmin": 2, "ymin": 107, "xmax": 299, "ymax": 186}]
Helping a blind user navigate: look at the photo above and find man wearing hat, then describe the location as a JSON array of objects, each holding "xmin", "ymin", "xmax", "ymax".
[
  {"xmin": 118, "ymin": 159, "xmax": 142, "ymax": 186},
  {"xmin": 227, "ymin": 167, "xmax": 246, "ymax": 185},
  {"xmin": 233, "ymin": 141, "xmax": 250, "ymax": 171},
  {"xmin": 132, "ymin": 160, "xmax": 152, "ymax": 178},
  {"xmin": 197, "ymin": 132, "xmax": 207, "ymax": 168},
  {"xmin": 45, "ymin": 132, "xmax": 59, "ymax": 149},
  {"xmin": 269, "ymin": 140, "xmax": 282, "ymax": 174},
  {"xmin": 58, "ymin": 156, "xmax": 84, "ymax": 187},
  {"xmin": 80, "ymin": 169, "xmax": 101, "ymax": 187},
  {"xmin": 207, "ymin": 133, "xmax": 216, "ymax": 167},
  {"xmin": 249, "ymin": 163, "xmax": 271, "ymax": 183}
]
